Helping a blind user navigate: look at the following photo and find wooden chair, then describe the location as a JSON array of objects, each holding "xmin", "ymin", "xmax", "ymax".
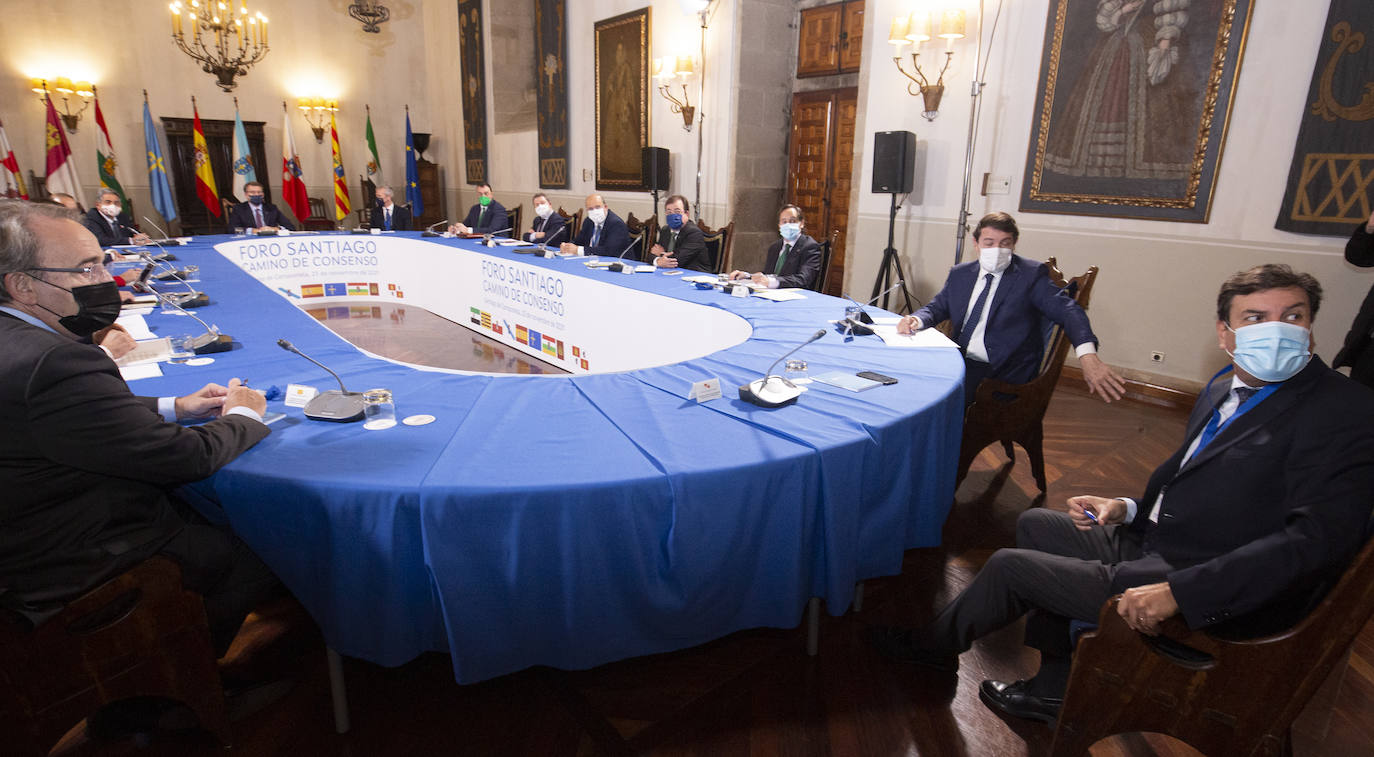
[
  {"xmin": 28, "ymin": 171, "xmax": 50, "ymax": 202},
  {"xmin": 809, "ymin": 229, "xmax": 839, "ymax": 292},
  {"xmin": 356, "ymin": 175, "xmax": 377, "ymax": 227},
  {"xmin": 506, "ymin": 204, "xmax": 523, "ymax": 239},
  {"xmin": 557, "ymin": 207, "xmax": 582, "ymax": 243},
  {"xmin": 221, "ymin": 197, "xmax": 236, "ymax": 230},
  {"xmin": 699, "ymin": 219, "xmax": 735, "ymax": 274},
  {"xmin": 956, "ymin": 258, "xmax": 1098, "ymax": 491},
  {"xmin": 302, "ymin": 197, "xmax": 336, "ymax": 231},
  {"xmin": 1051, "ymin": 532, "xmax": 1374, "ymax": 756},
  {"xmin": 626, "ymin": 213, "xmax": 656, "ymax": 262},
  {"xmin": 0, "ymin": 556, "xmax": 231, "ymax": 754}
]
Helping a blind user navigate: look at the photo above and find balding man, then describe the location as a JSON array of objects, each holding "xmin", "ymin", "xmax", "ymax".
[
  {"xmin": 81, "ymin": 188, "xmax": 149, "ymax": 247},
  {"xmin": 49, "ymin": 193, "xmax": 79, "ymax": 211},
  {"xmin": 368, "ymin": 186, "xmax": 412, "ymax": 231},
  {"xmin": 560, "ymin": 194, "xmax": 630, "ymax": 258}
]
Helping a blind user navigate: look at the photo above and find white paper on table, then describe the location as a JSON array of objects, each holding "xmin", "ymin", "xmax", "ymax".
[
  {"xmin": 751, "ymin": 288, "xmax": 807, "ymax": 302},
  {"xmin": 872, "ymin": 325, "xmax": 959, "ymax": 348},
  {"xmin": 115, "ymin": 337, "xmax": 172, "ymax": 366},
  {"xmin": 114, "ymin": 313, "xmax": 155, "ymax": 340},
  {"xmin": 682, "ymin": 274, "xmax": 718, "ymax": 284},
  {"xmin": 870, "ymin": 316, "xmax": 902, "ymax": 326},
  {"xmin": 634, "ymin": 265, "xmax": 657, "ymax": 273},
  {"xmin": 119, "ymin": 362, "xmax": 164, "ymax": 381}
]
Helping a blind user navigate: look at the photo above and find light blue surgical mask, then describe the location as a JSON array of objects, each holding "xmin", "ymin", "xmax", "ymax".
[
  {"xmin": 779, "ymin": 222, "xmax": 802, "ymax": 242},
  {"xmin": 1226, "ymin": 320, "xmax": 1312, "ymax": 383}
]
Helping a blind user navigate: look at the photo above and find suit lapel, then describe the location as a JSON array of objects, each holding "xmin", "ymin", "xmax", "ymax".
[
  {"xmin": 1174, "ymin": 365, "xmax": 1318, "ymax": 477},
  {"xmin": 985, "ymin": 257, "xmax": 1021, "ymax": 325}
]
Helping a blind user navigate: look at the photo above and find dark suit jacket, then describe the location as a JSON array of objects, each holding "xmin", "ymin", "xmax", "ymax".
[
  {"xmin": 462, "ymin": 201, "xmax": 509, "ymax": 235},
  {"xmin": 914, "ymin": 254, "xmax": 1097, "ymax": 385},
  {"xmin": 81, "ymin": 208, "xmax": 135, "ymax": 247},
  {"xmin": 572, "ymin": 211, "xmax": 632, "ymax": 258},
  {"xmin": 368, "ymin": 203, "xmax": 413, "ymax": 231},
  {"xmin": 762, "ymin": 234, "xmax": 822, "ymax": 290},
  {"xmin": 1334, "ymin": 223, "xmax": 1374, "ymax": 384},
  {"xmin": 655, "ymin": 222, "xmax": 711, "ymax": 272},
  {"xmin": 0, "ymin": 312, "xmax": 270, "ymax": 621},
  {"xmin": 523, "ymin": 212, "xmax": 568, "ymax": 245},
  {"xmin": 1110, "ymin": 358, "xmax": 1374, "ymax": 630},
  {"xmin": 227, "ymin": 201, "xmax": 296, "ymax": 231}
]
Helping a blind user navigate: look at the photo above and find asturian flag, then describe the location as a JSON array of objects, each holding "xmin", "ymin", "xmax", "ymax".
[
  {"xmin": 363, "ymin": 106, "xmax": 382, "ymax": 184},
  {"xmin": 280, "ymin": 107, "xmax": 310, "ymax": 221},
  {"xmin": 0, "ymin": 118, "xmax": 27, "ymax": 199},
  {"xmin": 404, "ymin": 109, "xmax": 422, "ymax": 217},
  {"xmin": 43, "ymin": 94, "xmax": 82, "ymax": 201},
  {"xmin": 330, "ymin": 112, "xmax": 351, "ymax": 221},
  {"xmin": 93, "ymin": 90, "xmax": 128, "ymax": 214},
  {"xmin": 231, "ymin": 103, "xmax": 257, "ymax": 202},
  {"xmin": 191, "ymin": 98, "xmax": 220, "ymax": 216},
  {"xmin": 142, "ymin": 98, "xmax": 177, "ymax": 222}
]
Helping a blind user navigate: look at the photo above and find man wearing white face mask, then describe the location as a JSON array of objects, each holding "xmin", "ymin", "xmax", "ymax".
[
  {"xmin": 870, "ymin": 263, "xmax": 1374, "ymax": 726},
  {"xmin": 561, "ymin": 194, "xmax": 630, "ymax": 258},
  {"xmin": 80, "ymin": 189, "xmax": 149, "ymax": 247},
  {"xmin": 898, "ymin": 212, "xmax": 1124, "ymax": 406},
  {"xmin": 523, "ymin": 193, "xmax": 566, "ymax": 245}
]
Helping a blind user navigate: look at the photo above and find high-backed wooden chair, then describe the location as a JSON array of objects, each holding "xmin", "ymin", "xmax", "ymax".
[
  {"xmin": 0, "ymin": 556, "xmax": 231, "ymax": 754},
  {"xmin": 956, "ymin": 258, "xmax": 1097, "ymax": 491},
  {"xmin": 506, "ymin": 204, "xmax": 523, "ymax": 239},
  {"xmin": 302, "ymin": 197, "xmax": 335, "ymax": 230},
  {"xmin": 1051, "ymin": 533, "xmax": 1374, "ymax": 756},
  {"xmin": 626, "ymin": 213, "xmax": 656, "ymax": 262},
  {"xmin": 810, "ymin": 229, "xmax": 839, "ymax": 292},
  {"xmin": 28, "ymin": 171, "xmax": 51, "ymax": 203},
  {"xmin": 699, "ymin": 219, "xmax": 735, "ymax": 274},
  {"xmin": 557, "ymin": 207, "xmax": 582, "ymax": 243}
]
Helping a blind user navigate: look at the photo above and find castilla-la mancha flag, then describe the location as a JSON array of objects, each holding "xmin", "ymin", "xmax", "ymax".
[
  {"xmin": 192, "ymin": 98, "xmax": 221, "ymax": 217},
  {"xmin": 280, "ymin": 107, "xmax": 310, "ymax": 222},
  {"xmin": 43, "ymin": 95, "xmax": 82, "ymax": 201}
]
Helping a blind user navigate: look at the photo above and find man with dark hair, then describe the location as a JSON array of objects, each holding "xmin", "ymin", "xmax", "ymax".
[
  {"xmin": 1334, "ymin": 211, "xmax": 1374, "ymax": 389},
  {"xmin": 0, "ymin": 199, "xmax": 280, "ymax": 655},
  {"xmin": 870, "ymin": 263, "xmax": 1374, "ymax": 725},
  {"xmin": 651, "ymin": 194, "xmax": 710, "ymax": 272},
  {"xmin": 451, "ymin": 183, "xmax": 509, "ymax": 236},
  {"xmin": 523, "ymin": 193, "xmax": 566, "ymax": 244},
  {"xmin": 368, "ymin": 185, "xmax": 411, "ymax": 231},
  {"xmin": 227, "ymin": 181, "xmax": 295, "ymax": 232},
  {"xmin": 81, "ymin": 188, "xmax": 149, "ymax": 247},
  {"xmin": 729, "ymin": 204, "xmax": 822, "ymax": 289},
  {"xmin": 898, "ymin": 211, "xmax": 1125, "ymax": 405}
]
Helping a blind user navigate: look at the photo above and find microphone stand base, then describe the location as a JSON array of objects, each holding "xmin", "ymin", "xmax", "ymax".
[
  {"xmin": 194, "ymin": 334, "xmax": 235, "ymax": 354},
  {"xmin": 738, "ymin": 377, "xmax": 801, "ymax": 408},
  {"xmin": 303, "ymin": 390, "xmax": 366, "ymax": 422}
]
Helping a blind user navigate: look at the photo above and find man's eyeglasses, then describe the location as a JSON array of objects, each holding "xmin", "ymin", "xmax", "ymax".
[{"xmin": 28, "ymin": 264, "xmax": 108, "ymax": 280}]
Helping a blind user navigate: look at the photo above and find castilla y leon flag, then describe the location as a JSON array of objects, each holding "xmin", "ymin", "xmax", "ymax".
[
  {"xmin": 94, "ymin": 89, "xmax": 128, "ymax": 214},
  {"xmin": 330, "ymin": 111, "xmax": 351, "ymax": 221},
  {"xmin": 0, "ymin": 118, "xmax": 27, "ymax": 199},
  {"xmin": 280, "ymin": 105, "xmax": 310, "ymax": 221},
  {"xmin": 191, "ymin": 98, "xmax": 221, "ymax": 217},
  {"xmin": 43, "ymin": 95, "xmax": 82, "ymax": 201}
]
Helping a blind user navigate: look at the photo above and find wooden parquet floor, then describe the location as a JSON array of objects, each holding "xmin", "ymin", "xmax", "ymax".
[{"xmin": 58, "ymin": 385, "xmax": 1374, "ymax": 756}]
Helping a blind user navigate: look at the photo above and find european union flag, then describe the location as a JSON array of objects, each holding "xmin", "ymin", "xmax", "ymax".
[
  {"xmin": 142, "ymin": 100, "xmax": 177, "ymax": 222},
  {"xmin": 405, "ymin": 111, "xmax": 423, "ymax": 217}
]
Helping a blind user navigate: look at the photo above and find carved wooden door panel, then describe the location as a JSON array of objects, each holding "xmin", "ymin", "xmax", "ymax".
[{"xmin": 786, "ymin": 88, "xmax": 856, "ymax": 295}]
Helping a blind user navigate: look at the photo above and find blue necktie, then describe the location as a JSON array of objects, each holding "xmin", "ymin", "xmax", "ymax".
[
  {"xmin": 1191, "ymin": 386, "xmax": 1259, "ymax": 458},
  {"xmin": 957, "ymin": 274, "xmax": 995, "ymax": 350},
  {"xmin": 384, "ymin": 208, "xmax": 392, "ymax": 231},
  {"xmin": 590, "ymin": 224, "xmax": 601, "ymax": 248}
]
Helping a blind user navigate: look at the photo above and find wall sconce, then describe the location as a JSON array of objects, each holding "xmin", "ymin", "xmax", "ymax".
[
  {"xmin": 348, "ymin": 1, "xmax": 390, "ymax": 33},
  {"xmin": 31, "ymin": 78, "xmax": 94, "ymax": 132},
  {"xmin": 298, "ymin": 97, "xmax": 339, "ymax": 143},
  {"xmin": 889, "ymin": 8, "xmax": 965, "ymax": 120},
  {"xmin": 169, "ymin": 0, "xmax": 269, "ymax": 92},
  {"xmin": 653, "ymin": 55, "xmax": 697, "ymax": 131}
]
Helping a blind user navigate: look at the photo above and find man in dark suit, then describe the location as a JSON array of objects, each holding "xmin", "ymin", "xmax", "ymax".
[
  {"xmin": 81, "ymin": 188, "xmax": 149, "ymax": 247},
  {"xmin": 869, "ymin": 263, "xmax": 1374, "ymax": 724},
  {"xmin": 226, "ymin": 181, "xmax": 296, "ymax": 232},
  {"xmin": 729, "ymin": 204, "xmax": 822, "ymax": 290},
  {"xmin": 1334, "ymin": 211, "xmax": 1374, "ymax": 389},
  {"xmin": 368, "ymin": 185, "xmax": 412, "ymax": 231},
  {"xmin": 450, "ymin": 183, "xmax": 509, "ymax": 236},
  {"xmin": 523, "ymin": 193, "xmax": 567, "ymax": 246},
  {"xmin": 0, "ymin": 200, "xmax": 278, "ymax": 654},
  {"xmin": 560, "ymin": 194, "xmax": 631, "ymax": 258},
  {"xmin": 651, "ymin": 194, "xmax": 711, "ymax": 272},
  {"xmin": 898, "ymin": 212, "xmax": 1124, "ymax": 405}
]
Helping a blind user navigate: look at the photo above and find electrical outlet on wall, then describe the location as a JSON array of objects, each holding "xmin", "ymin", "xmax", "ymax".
[
  {"xmin": 582, "ymin": 168, "xmax": 592, "ymax": 181},
  {"xmin": 1150, "ymin": 351, "xmax": 1165, "ymax": 364}
]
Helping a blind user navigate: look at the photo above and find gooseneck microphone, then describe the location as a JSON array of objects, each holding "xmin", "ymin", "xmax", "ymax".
[
  {"xmin": 141, "ymin": 215, "xmax": 185, "ymax": 246},
  {"xmin": 276, "ymin": 339, "xmax": 365, "ymax": 422},
  {"xmin": 606, "ymin": 237, "xmax": 641, "ymax": 272},
  {"xmin": 538, "ymin": 223, "xmax": 567, "ymax": 251},
  {"xmin": 421, "ymin": 219, "xmax": 449, "ymax": 237},
  {"xmin": 738, "ymin": 329, "xmax": 828, "ymax": 408},
  {"xmin": 156, "ymin": 292, "xmax": 233, "ymax": 354},
  {"xmin": 839, "ymin": 280, "xmax": 906, "ymax": 336}
]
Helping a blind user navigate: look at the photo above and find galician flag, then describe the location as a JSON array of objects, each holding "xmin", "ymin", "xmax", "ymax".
[
  {"xmin": 93, "ymin": 89, "xmax": 128, "ymax": 214},
  {"xmin": 330, "ymin": 111, "xmax": 351, "ymax": 221},
  {"xmin": 404, "ymin": 108, "xmax": 422, "ymax": 217},
  {"xmin": 43, "ymin": 94, "xmax": 82, "ymax": 201},
  {"xmin": 364, "ymin": 105, "xmax": 381, "ymax": 184},
  {"xmin": 0, "ymin": 118, "xmax": 27, "ymax": 199},
  {"xmin": 280, "ymin": 105, "xmax": 310, "ymax": 221},
  {"xmin": 231, "ymin": 102, "xmax": 256, "ymax": 202},
  {"xmin": 191, "ymin": 97, "xmax": 220, "ymax": 217},
  {"xmin": 142, "ymin": 96, "xmax": 177, "ymax": 222}
]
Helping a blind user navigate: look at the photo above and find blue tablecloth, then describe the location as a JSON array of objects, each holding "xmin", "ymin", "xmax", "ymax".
[{"xmin": 126, "ymin": 233, "xmax": 963, "ymax": 683}]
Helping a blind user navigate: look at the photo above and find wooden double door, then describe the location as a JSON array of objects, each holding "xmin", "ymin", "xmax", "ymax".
[{"xmin": 787, "ymin": 87, "xmax": 857, "ymax": 297}]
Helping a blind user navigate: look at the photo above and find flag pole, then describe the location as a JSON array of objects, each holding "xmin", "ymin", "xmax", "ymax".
[{"xmin": 143, "ymin": 89, "xmax": 149, "ymax": 105}]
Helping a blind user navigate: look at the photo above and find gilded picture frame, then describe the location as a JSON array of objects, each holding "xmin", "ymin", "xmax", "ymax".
[
  {"xmin": 594, "ymin": 8, "xmax": 650, "ymax": 191},
  {"xmin": 1019, "ymin": 0, "xmax": 1255, "ymax": 222}
]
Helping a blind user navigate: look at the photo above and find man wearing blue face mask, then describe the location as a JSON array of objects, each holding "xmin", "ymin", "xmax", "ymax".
[
  {"xmin": 870, "ymin": 263, "xmax": 1374, "ymax": 727},
  {"xmin": 897, "ymin": 212, "xmax": 1125, "ymax": 406},
  {"xmin": 651, "ymin": 195, "xmax": 709, "ymax": 272},
  {"xmin": 226, "ymin": 181, "xmax": 295, "ymax": 232},
  {"xmin": 728, "ymin": 204, "xmax": 822, "ymax": 289}
]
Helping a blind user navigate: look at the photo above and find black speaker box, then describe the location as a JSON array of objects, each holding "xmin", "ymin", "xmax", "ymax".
[
  {"xmin": 642, "ymin": 147, "xmax": 670, "ymax": 191},
  {"xmin": 871, "ymin": 131, "xmax": 915, "ymax": 194}
]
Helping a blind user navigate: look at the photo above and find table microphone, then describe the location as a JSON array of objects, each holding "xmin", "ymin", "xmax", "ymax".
[
  {"xmin": 481, "ymin": 228, "xmax": 512, "ymax": 246},
  {"xmin": 140, "ymin": 215, "xmax": 185, "ymax": 246},
  {"xmin": 135, "ymin": 243, "xmax": 209, "ymax": 308},
  {"xmin": 538, "ymin": 223, "xmax": 567, "ymax": 252},
  {"xmin": 421, "ymin": 219, "xmax": 449, "ymax": 237},
  {"xmin": 839, "ymin": 280, "xmax": 905, "ymax": 336},
  {"xmin": 156, "ymin": 292, "xmax": 233, "ymax": 353},
  {"xmin": 738, "ymin": 329, "xmax": 827, "ymax": 408},
  {"xmin": 276, "ymin": 339, "xmax": 365, "ymax": 422},
  {"xmin": 607, "ymin": 238, "xmax": 641, "ymax": 272}
]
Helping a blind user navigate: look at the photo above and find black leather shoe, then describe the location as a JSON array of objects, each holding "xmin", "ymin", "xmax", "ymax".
[
  {"xmin": 865, "ymin": 626, "xmax": 959, "ymax": 673},
  {"xmin": 978, "ymin": 679, "xmax": 1062, "ymax": 724}
]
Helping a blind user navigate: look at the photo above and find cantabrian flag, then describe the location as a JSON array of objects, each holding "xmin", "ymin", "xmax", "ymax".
[
  {"xmin": 330, "ymin": 111, "xmax": 351, "ymax": 221},
  {"xmin": 191, "ymin": 98, "xmax": 221, "ymax": 216},
  {"xmin": 43, "ymin": 95, "xmax": 82, "ymax": 201},
  {"xmin": 93, "ymin": 89, "xmax": 128, "ymax": 214},
  {"xmin": 0, "ymin": 118, "xmax": 27, "ymax": 199},
  {"xmin": 363, "ymin": 104, "xmax": 381, "ymax": 184},
  {"xmin": 280, "ymin": 105, "xmax": 310, "ymax": 221}
]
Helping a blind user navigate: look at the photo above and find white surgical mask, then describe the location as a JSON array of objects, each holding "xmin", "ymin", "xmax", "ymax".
[
  {"xmin": 978, "ymin": 247, "xmax": 1012, "ymax": 273},
  {"xmin": 1226, "ymin": 321, "xmax": 1313, "ymax": 383},
  {"xmin": 534, "ymin": 203, "xmax": 553, "ymax": 219},
  {"xmin": 99, "ymin": 203, "xmax": 120, "ymax": 219},
  {"xmin": 779, "ymin": 222, "xmax": 802, "ymax": 242},
  {"xmin": 587, "ymin": 207, "xmax": 607, "ymax": 225}
]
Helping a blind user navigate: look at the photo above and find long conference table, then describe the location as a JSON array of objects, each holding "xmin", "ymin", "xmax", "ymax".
[{"xmin": 121, "ymin": 231, "xmax": 964, "ymax": 685}]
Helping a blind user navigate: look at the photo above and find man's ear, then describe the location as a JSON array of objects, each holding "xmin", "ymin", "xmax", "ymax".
[
  {"xmin": 3, "ymin": 271, "xmax": 36, "ymax": 305},
  {"xmin": 1215, "ymin": 319, "xmax": 1228, "ymax": 350}
]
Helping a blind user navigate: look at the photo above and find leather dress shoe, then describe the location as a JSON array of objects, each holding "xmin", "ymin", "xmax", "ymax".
[
  {"xmin": 978, "ymin": 679, "xmax": 1062, "ymax": 724},
  {"xmin": 865, "ymin": 626, "xmax": 959, "ymax": 673}
]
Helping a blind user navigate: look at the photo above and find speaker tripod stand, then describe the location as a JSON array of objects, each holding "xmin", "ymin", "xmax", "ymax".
[{"xmin": 870, "ymin": 192, "xmax": 917, "ymax": 313}]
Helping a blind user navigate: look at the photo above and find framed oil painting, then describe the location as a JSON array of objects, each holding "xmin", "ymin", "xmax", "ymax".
[
  {"xmin": 594, "ymin": 8, "xmax": 650, "ymax": 191},
  {"xmin": 1019, "ymin": 0, "xmax": 1255, "ymax": 222}
]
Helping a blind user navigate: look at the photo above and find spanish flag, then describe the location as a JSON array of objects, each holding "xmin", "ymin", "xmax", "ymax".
[
  {"xmin": 330, "ymin": 111, "xmax": 351, "ymax": 221},
  {"xmin": 191, "ymin": 97, "xmax": 220, "ymax": 217}
]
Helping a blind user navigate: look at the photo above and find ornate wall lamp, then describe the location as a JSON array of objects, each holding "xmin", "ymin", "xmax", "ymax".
[
  {"xmin": 169, "ymin": 0, "xmax": 269, "ymax": 92},
  {"xmin": 297, "ymin": 97, "xmax": 339, "ymax": 143},
  {"xmin": 888, "ymin": 8, "xmax": 965, "ymax": 121},
  {"xmin": 30, "ymin": 78, "xmax": 94, "ymax": 132},
  {"xmin": 653, "ymin": 55, "xmax": 698, "ymax": 131},
  {"xmin": 348, "ymin": 1, "xmax": 391, "ymax": 33}
]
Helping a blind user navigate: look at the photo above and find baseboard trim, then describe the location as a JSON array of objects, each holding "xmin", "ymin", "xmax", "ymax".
[{"xmin": 1060, "ymin": 366, "xmax": 1197, "ymax": 412}]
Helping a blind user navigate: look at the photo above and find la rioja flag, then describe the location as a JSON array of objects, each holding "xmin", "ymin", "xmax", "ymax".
[{"xmin": 280, "ymin": 106, "xmax": 310, "ymax": 222}]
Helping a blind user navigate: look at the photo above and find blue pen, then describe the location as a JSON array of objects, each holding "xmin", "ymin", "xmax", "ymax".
[{"xmin": 1084, "ymin": 509, "xmax": 1099, "ymax": 523}]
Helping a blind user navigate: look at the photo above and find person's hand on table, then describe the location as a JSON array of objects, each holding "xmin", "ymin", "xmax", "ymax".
[
  {"xmin": 119, "ymin": 290, "xmax": 135, "ymax": 303},
  {"xmin": 1081, "ymin": 353, "xmax": 1126, "ymax": 403},
  {"xmin": 175, "ymin": 382, "xmax": 230, "ymax": 420},
  {"xmin": 529, "ymin": 230, "xmax": 545, "ymax": 240},
  {"xmin": 449, "ymin": 223, "xmax": 471, "ymax": 235},
  {"xmin": 897, "ymin": 315, "xmax": 922, "ymax": 335},
  {"xmin": 223, "ymin": 377, "xmax": 267, "ymax": 417},
  {"xmin": 728, "ymin": 269, "xmax": 750, "ymax": 281},
  {"xmin": 94, "ymin": 324, "xmax": 138, "ymax": 360},
  {"xmin": 1067, "ymin": 495, "xmax": 1127, "ymax": 531},
  {"xmin": 1117, "ymin": 582, "xmax": 1179, "ymax": 636},
  {"xmin": 559, "ymin": 242, "xmax": 579, "ymax": 256},
  {"xmin": 654, "ymin": 248, "xmax": 679, "ymax": 268},
  {"xmin": 749, "ymin": 273, "xmax": 769, "ymax": 288},
  {"xmin": 131, "ymin": 232, "xmax": 152, "ymax": 245}
]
